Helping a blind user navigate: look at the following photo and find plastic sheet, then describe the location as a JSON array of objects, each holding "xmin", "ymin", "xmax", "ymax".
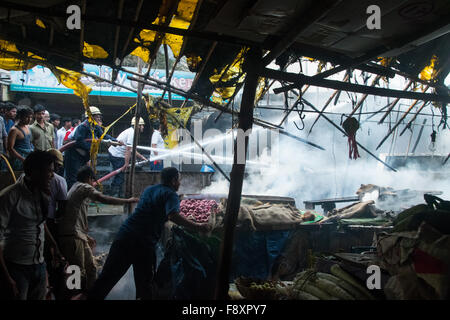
[
  {"xmin": 83, "ymin": 43, "xmax": 109, "ymax": 59},
  {"xmin": 419, "ymin": 55, "xmax": 438, "ymax": 81},
  {"xmin": 131, "ymin": 0, "xmax": 199, "ymax": 62},
  {"xmin": 209, "ymin": 47, "xmax": 248, "ymax": 104},
  {"xmin": 231, "ymin": 230, "xmax": 292, "ymax": 281},
  {"xmin": 0, "ymin": 40, "xmax": 40, "ymax": 70},
  {"xmin": 154, "ymin": 226, "xmax": 219, "ymax": 299}
]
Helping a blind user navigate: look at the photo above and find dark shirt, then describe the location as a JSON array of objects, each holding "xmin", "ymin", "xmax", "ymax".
[
  {"xmin": 118, "ymin": 184, "xmax": 180, "ymax": 247},
  {"xmin": 73, "ymin": 120, "xmax": 116, "ymax": 160},
  {"xmin": 0, "ymin": 116, "xmax": 6, "ymax": 153},
  {"xmin": 5, "ymin": 119, "xmax": 14, "ymax": 133},
  {"xmin": 14, "ymin": 126, "xmax": 34, "ymax": 153}
]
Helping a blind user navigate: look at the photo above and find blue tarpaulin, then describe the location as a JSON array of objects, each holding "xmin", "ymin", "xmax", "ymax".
[{"xmin": 154, "ymin": 227, "xmax": 293, "ymax": 299}]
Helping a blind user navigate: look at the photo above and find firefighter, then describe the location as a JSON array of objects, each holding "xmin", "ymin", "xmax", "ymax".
[
  {"xmin": 64, "ymin": 106, "xmax": 122, "ymax": 189},
  {"xmin": 107, "ymin": 117, "xmax": 147, "ymax": 197}
]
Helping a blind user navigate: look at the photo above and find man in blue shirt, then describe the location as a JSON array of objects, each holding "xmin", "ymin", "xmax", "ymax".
[
  {"xmin": 3, "ymin": 102, "xmax": 17, "ymax": 133},
  {"xmin": 64, "ymin": 106, "xmax": 120, "ymax": 189},
  {"xmin": 86, "ymin": 167, "xmax": 210, "ymax": 300}
]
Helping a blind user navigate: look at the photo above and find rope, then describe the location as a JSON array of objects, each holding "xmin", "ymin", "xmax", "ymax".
[
  {"xmin": 86, "ymin": 103, "xmax": 137, "ymax": 191},
  {"xmin": 0, "ymin": 153, "xmax": 16, "ymax": 182}
]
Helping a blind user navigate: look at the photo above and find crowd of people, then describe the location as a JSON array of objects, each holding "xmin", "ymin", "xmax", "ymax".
[
  {"xmin": 0, "ymin": 102, "xmax": 166, "ymax": 187},
  {"xmin": 0, "ymin": 101, "xmax": 208, "ymax": 300},
  {"xmin": 0, "ymin": 102, "xmax": 81, "ymax": 172}
]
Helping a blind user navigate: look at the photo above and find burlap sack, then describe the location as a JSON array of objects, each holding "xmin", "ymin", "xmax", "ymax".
[
  {"xmin": 376, "ymin": 222, "xmax": 450, "ymax": 299},
  {"xmin": 250, "ymin": 204, "xmax": 303, "ymax": 231},
  {"xmin": 213, "ymin": 200, "xmax": 257, "ymax": 231},
  {"xmin": 320, "ymin": 200, "xmax": 378, "ymax": 223},
  {"xmin": 213, "ymin": 201, "xmax": 304, "ymax": 231}
]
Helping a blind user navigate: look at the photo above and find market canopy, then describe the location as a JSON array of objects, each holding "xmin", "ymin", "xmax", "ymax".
[{"xmin": 0, "ymin": 0, "xmax": 449, "ymax": 107}]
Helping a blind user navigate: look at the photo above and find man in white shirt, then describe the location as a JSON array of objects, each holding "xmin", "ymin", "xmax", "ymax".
[
  {"xmin": 64, "ymin": 118, "xmax": 80, "ymax": 143},
  {"xmin": 107, "ymin": 117, "xmax": 147, "ymax": 197},
  {"xmin": 56, "ymin": 117, "xmax": 72, "ymax": 150},
  {"xmin": 150, "ymin": 122, "xmax": 165, "ymax": 171},
  {"xmin": 44, "ymin": 110, "xmax": 50, "ymax": 123}
]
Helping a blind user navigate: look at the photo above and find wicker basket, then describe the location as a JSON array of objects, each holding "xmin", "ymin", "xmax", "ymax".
[{"xmin": 234, "ymin": 277, "xmax": 278, "ymax": 300}]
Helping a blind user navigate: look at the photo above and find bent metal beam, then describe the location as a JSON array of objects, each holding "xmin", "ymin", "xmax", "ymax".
[{"xmin": 263, "ymin": 68, "xmax": 450, "ymax": 104}]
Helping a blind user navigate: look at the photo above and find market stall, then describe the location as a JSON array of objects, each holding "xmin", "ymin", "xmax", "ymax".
[{"xmin": 140, "ymin": 186, "xmax": 449, "ymax": 301}]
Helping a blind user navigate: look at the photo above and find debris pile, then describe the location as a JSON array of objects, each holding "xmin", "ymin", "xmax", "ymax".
[{"xmin": 375, "ymin": 195, "xmax": 450, "ymax": 299}]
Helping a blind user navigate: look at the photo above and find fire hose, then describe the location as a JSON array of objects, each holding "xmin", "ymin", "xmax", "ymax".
[
  {"xmin": 59, "ymin": 139, "xmax": 150, "ymax": 185},
  {"xmin": 58, "ymin": 139, "xmax": 122, "ymax": 153},
  {"xmin": 93, "ymin": 159, "xmax": 149, "ymax": 186}
]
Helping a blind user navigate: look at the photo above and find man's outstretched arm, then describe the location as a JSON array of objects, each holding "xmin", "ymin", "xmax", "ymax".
[
  {"xmin": 168, "ymin": 211, "xmax": 211, "ymax": 233},
  {"xmin": 92, "ymin": 193, "xmax": 139, "ymax": 206}
]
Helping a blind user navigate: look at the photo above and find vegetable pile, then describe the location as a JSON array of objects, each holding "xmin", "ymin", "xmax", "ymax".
[
  {"xmin": 234, "ymin": 277, "xmax": 286, "ymax": 299},
  {"xmin": 180, "ymin": 199, "xmax": 218, "ymax": 223},
  {"xmin": 290, "ymin": 264, "xmax": 375, "ymax": 300}
]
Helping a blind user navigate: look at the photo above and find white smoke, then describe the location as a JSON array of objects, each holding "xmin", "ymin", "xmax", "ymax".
[{"xmin": 201, "ymin": 77, "xmax": 450, "ymax": 213}]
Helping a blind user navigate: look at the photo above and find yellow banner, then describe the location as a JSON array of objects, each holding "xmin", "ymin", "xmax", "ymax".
[{"xmin": 165, "ymin": 106, "xmax": 193, "ymax": 149}]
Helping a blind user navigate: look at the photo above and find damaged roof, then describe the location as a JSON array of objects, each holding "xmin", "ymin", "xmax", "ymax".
[{"xmin": 0, "ymin": 0, "xmax": 448, "ymax": 104}]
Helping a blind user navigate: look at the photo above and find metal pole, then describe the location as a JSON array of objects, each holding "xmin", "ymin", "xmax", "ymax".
[
  {"xmin": 378, "ymin": 81, "xmax": 413, "ymax": 124},
  {"xmin": 215, "ymin": 48, "xmax": 261, "ymax": 300},
  {"xmin": 264, "ymin": 69, "xmax": 448, "ymax": 103},
  {"xmin": 376, "ymin": 86, "xmax": 430, "ymax": 150},
  {"xmin": 348, "ymin": 75, "xmax": 382, "ymax": 118},
  {"xmin": 152, "ymin": 101, "xmax": 231, "ymax": 182},
  {"xmin": 411, "ymin": 118, "xmax": 427, "ymax": 154},
  {"xmin": 126, "ymin": 59, "xmax": 143, "ymax": 212},
  {"xmin": 163, "ymin": 44, "xmax": 172, "ymax": 106},
  {"xmin": 308, "ymin": 73, "xmax": 350, "ymax": 135},
  {"xmin": 399, "ymin": 101, "xmax": 429, "ymax": 137}
]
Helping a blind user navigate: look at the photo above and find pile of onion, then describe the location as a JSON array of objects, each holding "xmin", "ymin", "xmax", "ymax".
[{"xmin": 180, "ymin": 199, "xmax": 218, "ymax": 223}]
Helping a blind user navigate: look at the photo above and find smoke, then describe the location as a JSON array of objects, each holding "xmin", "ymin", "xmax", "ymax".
[
  {"xmin": 87, "ymin": 215, "xmax": 138, "ymax": 300},
  {"xmin": 85, "ymin": 73, "xmax": 448, "ymax": 299},
  {"xmin": 201, "ymin": 81, "xmax": 450, "ymax": 213},
  {"xmin": 105, "ymin": 268, "xmax": 136, "ymax": 300},
  {"xmin": 88, "ymin": 215, "xmax": 166, "ymax": 300}
]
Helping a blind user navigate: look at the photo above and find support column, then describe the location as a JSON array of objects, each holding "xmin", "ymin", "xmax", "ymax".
[
  {"xmin": 214, "ymin": 47, "xmax": 262, "ymax": 300},
  {"xmin": 126, "ymin": 59, "xmax": 143, "ymax": 213}
]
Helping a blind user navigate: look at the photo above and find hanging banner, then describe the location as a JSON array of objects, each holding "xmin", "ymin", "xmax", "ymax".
[{"xmin": 165, "ymin": 106, "xmax": 194, "ymax": 149}]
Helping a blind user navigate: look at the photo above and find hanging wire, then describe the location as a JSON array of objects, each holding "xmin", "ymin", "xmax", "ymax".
[
  {"xmin": 431, "ymin": 106, "xmax": 436, "ymax": 130},
  {"xmin": 283, "ymin": 83, "xmax": 290, "ymax": 112},
  {"xmin": 339, "ymin": 113, "xmax": 346, "ymax": 126},
  {"xmin": 331, "ymin": 118, "xmax": 338, "ymax": 198},
  {"xmin": 360, "ymin": 71, "xmax": 370, "ymax": 85},
  {"xmin": 388, "ymin": 104, "xmax": 401, "ymax": 157},
  {"xmin": 358, "ymin": 100, "xmax": 363, "ymax": 123},
  {"xmin": 293, "ymin": 89, "xmax": 305, "ymax": 131},
  {"xmin": 438, "ymin": 104, "xmax": 449, "ymax": 130}
]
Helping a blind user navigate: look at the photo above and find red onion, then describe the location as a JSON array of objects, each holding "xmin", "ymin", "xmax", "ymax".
[{"xmin": 179, "ymin": 198, "xmax": 218, "ymax": 223}]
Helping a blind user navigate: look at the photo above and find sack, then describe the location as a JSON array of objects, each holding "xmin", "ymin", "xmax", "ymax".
[
  {"xmin": 384, "ymin": 271, "xmax": 439, "ymax": 300},
  {"xmin": 376, "ymin": 222, "xmax": 450, "ymax": 299},
  {"xmin": 213, "ymin": 201, "xmax": 256, "ymax": 231},
  {"xmin": 321, "ymin": 201, "xmax": 378, "ymax": 223},
  {"xmin": 250, "ymin": 204, "xmax": 303, "ymax": 231},
  {"xmin": 393, "ymin": 203, "xmax": 450, "ymax": 234}
]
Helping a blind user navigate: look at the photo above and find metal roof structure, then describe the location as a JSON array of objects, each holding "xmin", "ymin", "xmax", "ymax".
[{"xmin": 0, "ymin": 0, "xmax": 448, "ymax": 101}]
